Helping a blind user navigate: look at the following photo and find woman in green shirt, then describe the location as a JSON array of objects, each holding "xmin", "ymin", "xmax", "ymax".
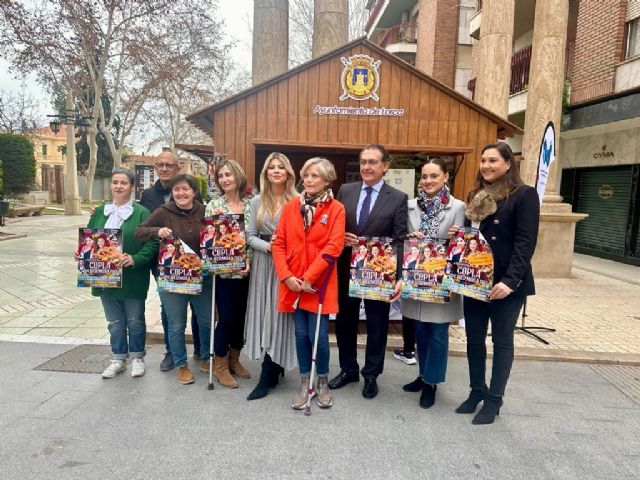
[{"xmin": 84, "ymin": 168, "xmax": 158, "ymax": 379}]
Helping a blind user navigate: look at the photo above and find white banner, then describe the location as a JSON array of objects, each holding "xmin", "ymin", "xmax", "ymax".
[{"xmin": 536, "ymin": 121, "xmax": 556, "ymax": 205}]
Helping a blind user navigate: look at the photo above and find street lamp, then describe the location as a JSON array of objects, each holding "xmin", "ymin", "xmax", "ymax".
[{"xmin": 46, "ymin": 95, "xmax": 92, "ymax": 215}]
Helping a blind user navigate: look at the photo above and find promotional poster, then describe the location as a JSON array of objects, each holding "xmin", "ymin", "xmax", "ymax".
[
  {"xmin": 400, "ymin": 238, "xmax": 450, "ymax": 304},
  {"xmin": 200, "ymin": 214, "xmax": 246, "ymax": 274},
  {"xmin": 158, "ymin": 237, "xmax": 202, "ymax": 294},
  {"xmin": 348, "ymin": 236, "xmax": 397, "ymax": 302},
  {"xmin": 76, "ymin": 228, "xmax": 123, "ymax": 288},
  {"xmin": 442, "ymin": 227, "xmax": 494, "ymax": 301}
]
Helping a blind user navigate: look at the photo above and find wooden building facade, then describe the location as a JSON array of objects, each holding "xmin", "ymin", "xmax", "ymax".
[{"xmin": 187, "ymin": 38, "xmax": 520, "ymax": 199}]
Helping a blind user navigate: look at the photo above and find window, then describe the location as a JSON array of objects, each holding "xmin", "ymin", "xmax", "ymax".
[
  {"xmin": 625, "ymin": 17, "xmax": 640, "ymax": 59},
  {"xmin": 41, "ymin": 145, "xmax": 47, "ymax": 157},
  {"xmin": 458, "ymin": 6, "xmax": 475, "ymax": 45}
]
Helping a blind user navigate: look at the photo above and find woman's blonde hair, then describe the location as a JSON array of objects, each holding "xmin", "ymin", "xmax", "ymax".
[
  {"xmin": 256, "ymin": 152, "xmax": 297, "ymax": 230},
  {"xmin": 300, "ymin": 157, "xmax": 336, "ymax": 187},
  {"xmin": 215, "ymin": 159, "xmax": 247, "ymax": 196}
]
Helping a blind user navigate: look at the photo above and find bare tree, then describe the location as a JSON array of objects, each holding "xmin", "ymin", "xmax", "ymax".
[
  {"xmin": 0, "ymin": 0, "xmax": 231, "ymax": 201},
  {"xmin": 0, "ymin": 82, "xmax": 43, "ymax": 134}
]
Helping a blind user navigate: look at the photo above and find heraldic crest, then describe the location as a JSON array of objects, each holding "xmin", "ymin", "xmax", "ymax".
[{"xmin": 339, "ymin": 54, "xmax": 381, "ymax": 101}]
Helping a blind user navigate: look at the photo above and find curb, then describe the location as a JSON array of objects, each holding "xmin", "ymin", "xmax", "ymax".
[{"xmin": 147, "ymin": 330, "xmax": 640, "ymax": 367}]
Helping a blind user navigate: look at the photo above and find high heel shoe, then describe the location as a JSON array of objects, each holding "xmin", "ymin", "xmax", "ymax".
[
  {"xmin": 472, "ymin": 395, "xmax": 502, "ymax": 425},
  {"xmin": 455, "ymin": 386, "xmax": 487, "ymax": 414}
]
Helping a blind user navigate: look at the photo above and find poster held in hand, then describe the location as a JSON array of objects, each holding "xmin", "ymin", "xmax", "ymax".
[
  {"xmin": 76, "ymin": 228, "xmax": 123, "ymax": 288},
  {"xmin": 200, "ymin": 214, "xmax": 247, "ymax": 274},
  {"xmin": 158, "ymin": 236, "xmax": 202, "ymax": 294},
  {"xmin": 400, "ymin": 238, "xmax": 450, "ymax": 303},
  {"xmin": 442, "ymin": 227, "xmax": 493, "ymax": 301},
  {"xmin": 348, "ymin": 236, "xmax": 397, "ymax": 302}
]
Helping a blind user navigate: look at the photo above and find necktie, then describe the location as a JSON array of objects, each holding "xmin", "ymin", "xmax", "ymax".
[{"xmin": 358, "ymin": 186, "xmax": 373, "ymax": 231}]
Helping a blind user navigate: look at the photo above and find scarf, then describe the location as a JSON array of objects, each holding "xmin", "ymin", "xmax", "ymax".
[
  {"xmin": 465, "ymin": 180, "xmax": 510, "ymax": 223},
  {"xmin": 416, "ymin": 185, "xmax": 450, "ymax": 241},
  {"xmin": 300, "ymin": 189, "xmax": 333, "ymax": 229},
  {"xmin": 104, "ymin": 201, "xmax": 134, "ymax": 229}
]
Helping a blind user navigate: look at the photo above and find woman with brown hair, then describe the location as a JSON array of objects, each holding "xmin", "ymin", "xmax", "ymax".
[
  {"xmin": 455, "ymin": 142, "xmax": 540, "ymax": 425},
  {"xmin": 205, "ymin": 160, "xmax": 253, "ymax": 389},
  {"xmin": 244, "ymin": 152, "xmax": 299, "ymax": 400}
]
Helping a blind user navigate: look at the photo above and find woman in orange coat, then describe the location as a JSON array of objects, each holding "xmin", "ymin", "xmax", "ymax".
[{"xmin": 272, "ymin": 157, "xmax": 345, "ymax": 410}]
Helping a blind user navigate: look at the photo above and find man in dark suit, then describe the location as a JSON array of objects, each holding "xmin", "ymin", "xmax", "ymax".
[{"xmin": 328, "ymin": 144, "xmax": 408, "ymax": 399}]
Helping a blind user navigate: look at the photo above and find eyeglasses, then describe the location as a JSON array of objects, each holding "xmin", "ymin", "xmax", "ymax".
[
  {"xmin": 359, "ymin": 159, "xmax": 382, "ymax": 166},
  {"xmin": 156, "ymin": 163, "xmax": 178, "ymax": 169}
]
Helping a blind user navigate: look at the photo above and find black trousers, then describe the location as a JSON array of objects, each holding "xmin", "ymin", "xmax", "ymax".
[
  {"xmin": 401, "ymin": 315, "xmax": 415, "ymax": 352},
  {"xmin": 463, "ymin": 294, "xmax": 525, "ymax": 397},
  {"xmin": 336, "ymin": 280, "xmax": 391, "ymax": 379},
  {"xmin": 214, "ymin": 276, "xmax": 250, "ymax": 357}
]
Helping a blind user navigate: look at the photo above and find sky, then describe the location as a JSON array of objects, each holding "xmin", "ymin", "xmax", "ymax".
[{"xmin": 0, "ymin": 0, "xmax": 254, "ymax": 148}]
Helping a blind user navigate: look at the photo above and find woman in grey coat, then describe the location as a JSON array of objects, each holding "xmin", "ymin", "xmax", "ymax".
[
  {"xmin": 244, "ymin": 152, "xmax": 299, "ymax": 400},
  {"xmin": 394, "ymin": 158, "xmax": 465, "ymax": 409}
]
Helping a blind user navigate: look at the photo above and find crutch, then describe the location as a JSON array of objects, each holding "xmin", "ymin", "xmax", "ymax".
[
  {"xmin": 304, "ymin": 254, "xmax": 337, "ymax": 416},
  {"xmin": 207, "ymin": 273, "xmax": 217, "ymax": 391}
]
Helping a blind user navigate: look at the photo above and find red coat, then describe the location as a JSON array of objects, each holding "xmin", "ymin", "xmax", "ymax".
[{"xmin": 272, "ymin": 195, "xmax": 345, "ymax": 314}]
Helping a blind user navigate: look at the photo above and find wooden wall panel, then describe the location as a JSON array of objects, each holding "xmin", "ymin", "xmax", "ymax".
[
  {"xmin": 235, "ymin": 98, "xmax": 247, "ymax": 168},
  {"xmin": 287, "ymin": 75, "xmax": 298, "ymax": 142},
  {"xmin": 277, "ymin": 81, "xmax": 288, "ymax": 140},
  {"xmin": 255, "ymin": 90, "xmax": 267, "ymax": 141},
  {"xmin": 224, "ymin": 105, "xmax": 236, "ymax": 160},
  {"xmin": 297, "ymin": 70, "xmax": 309, "ymax": 143},
  {"xmin": 245, "ymin": 95, "xmax": 257, "ymax": 183}
]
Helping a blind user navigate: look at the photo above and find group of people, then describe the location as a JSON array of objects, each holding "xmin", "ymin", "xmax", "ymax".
[{"xmin": 83, "ymin": 141, "xmax": 539, "ymax": 425}]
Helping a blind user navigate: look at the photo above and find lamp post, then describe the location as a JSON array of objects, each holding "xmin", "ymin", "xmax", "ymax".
[{"xmin": 48, "ymin": 93, "xmax": 90, "ymax": 215}]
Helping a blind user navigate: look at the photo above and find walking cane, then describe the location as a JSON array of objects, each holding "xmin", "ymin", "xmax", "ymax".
[
  {"xmin": 207, "ymin": 273, "xmax": 217, "ymax": 391},
  {"xmin": 304, "ymin": 253, "xmax": 337, "ymax": 416}
]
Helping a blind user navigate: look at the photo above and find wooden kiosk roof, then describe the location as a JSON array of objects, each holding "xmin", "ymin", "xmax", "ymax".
[{"xmin": 187, "ymin": 38, "xmax": 521, "ymax": 197}]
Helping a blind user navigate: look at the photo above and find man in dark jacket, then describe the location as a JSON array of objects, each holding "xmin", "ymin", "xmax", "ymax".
[
  {"xmin": 328, "ymin": 144, "xmax": 408, "ymax": 399},
  {"xmin": 140, "ymin": 151, "xmax": 203, "ymax": 372}
]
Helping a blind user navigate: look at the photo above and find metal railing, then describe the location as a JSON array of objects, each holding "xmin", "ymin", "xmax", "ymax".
[
  {"xmin": 378, "ymin": 23, "xmax": 418, "ymax": 48},
  {"xmin": 510, "ymin": 44, "xmax": 532, "ymax": 94}
]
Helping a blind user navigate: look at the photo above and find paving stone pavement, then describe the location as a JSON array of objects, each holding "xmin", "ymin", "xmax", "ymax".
[
  {"xmin": 1, "ymin": 340, "xmax": 639, "ymax": 480},
  {"xmin": 3, "ymin": 215, "xmax": 640, "ymax": 364}
]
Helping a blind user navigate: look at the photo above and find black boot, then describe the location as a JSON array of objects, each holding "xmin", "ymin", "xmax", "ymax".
[
  {"xmin": 455, "ymin": 386, "xmax": 488, "ymax": 414},
  {"xmin": 247, "ymin": 355, "xmax": 275, "ymax": 401},
  {"xmin": 268, "ymin": 360, "xmax": 285, "ymax": 388},
  {"xmin": 419, "ymin": 383, "xmax": 437, "ymax": 409},
  {"xmin": 472, "ymin": 395, "xmax": 502, "ymax": 425},
  {"xmin": 402, "ymin": 376, "xmax": 424, "ymax": 393}
]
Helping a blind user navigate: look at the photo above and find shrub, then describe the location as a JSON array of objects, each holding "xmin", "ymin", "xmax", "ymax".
[
  {"xmin": 0, "ymin": 133, "xmax": 36, "ymax": 196},
  {"xmin": 193, "ymin": 174, "xmax": 210, "ymax": 202}
]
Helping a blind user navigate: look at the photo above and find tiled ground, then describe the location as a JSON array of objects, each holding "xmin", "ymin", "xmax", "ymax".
[{"xmin": 1, "ymin": 215, "xmax": 640, "ymax": 362}]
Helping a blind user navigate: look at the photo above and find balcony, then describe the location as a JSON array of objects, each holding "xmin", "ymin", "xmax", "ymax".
[
  {"xmin": 378, "ymin": 23, "xmax": 418, "ymax": 53},
  {"xmin": 510, "ymin": 44, "xmax": 532, "ymax": 95}
]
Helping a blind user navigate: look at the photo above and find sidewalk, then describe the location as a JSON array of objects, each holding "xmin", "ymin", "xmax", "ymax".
[
  {"xmin": 1, "ymin": 340, "xmax": 639, "ymax": 479},
  {"xmin": 1, "ymin": 215, "xmax": 640, "ymax": 365}
]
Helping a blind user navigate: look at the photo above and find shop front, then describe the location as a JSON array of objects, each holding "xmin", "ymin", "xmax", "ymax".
[
  {"xmin": 187, "ymin": 38, "xmax": 520, "ymax": 200},
  {"xmin": 561, "ymin": 122, "xmax": 640, "ymax": 264}
]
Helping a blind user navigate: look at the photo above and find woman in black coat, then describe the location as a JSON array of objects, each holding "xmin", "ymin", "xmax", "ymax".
[{"xmin": 455, "ymin": 142, "xmax": 540, "ymax": 425}]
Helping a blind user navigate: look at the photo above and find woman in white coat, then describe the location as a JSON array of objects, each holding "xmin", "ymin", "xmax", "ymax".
[{"xmin": 392, "ymin": 158, "xmax": 465, "ymax": 409}]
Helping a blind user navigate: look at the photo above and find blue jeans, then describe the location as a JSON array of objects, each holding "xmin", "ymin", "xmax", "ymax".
[
  {"xmin": 100, "ymin": 296, "xmax": 146, "ymax": 360},
  {"xmin": 413, "ymin": 320, "xmax": 449, "ymax": 384},
  {"xmin": 159, "ymin": 276, "xmax": 212, "ymax": 368},
  {"xmin": 294, "ymin": 309, "xmax": 330, "ymax": 376}
]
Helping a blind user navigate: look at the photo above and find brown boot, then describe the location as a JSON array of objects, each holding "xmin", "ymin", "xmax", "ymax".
[
  {"xmin": 199, "ymin": 358, "xmax": 213, "ymax": 373},
  {"xmin": 213, "ymin": 355, "xmax": 238, "ymax": 388},
  {"xmin": 177, "ymin": 365, "xmax": 194, "ymax": 385},
  {"xmin": 228, "ymin": 348, "xmax": 251, "ymax": 379}
]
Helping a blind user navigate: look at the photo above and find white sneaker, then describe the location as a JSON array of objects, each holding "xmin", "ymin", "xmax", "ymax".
[
  {"xmin": 131, "ymin": 358, "xmax": 145, "ymax": 378},
  {"xmin": 102, "ymin": 359, "xmax": 127, "ymax": 379}
]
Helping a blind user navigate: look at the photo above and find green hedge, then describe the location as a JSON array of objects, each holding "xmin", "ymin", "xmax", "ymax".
[
  {"xmin": 193, "ymin": 174, "xmax": 210, "ymax": 203},
  {"xmin": 0, "ymin": 133, "xmax": 36, "ymax": 196}
]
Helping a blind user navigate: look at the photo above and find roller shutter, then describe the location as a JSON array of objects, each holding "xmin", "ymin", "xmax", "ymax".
[{"xmin": 574, "ymin": 166, "xmax": 632, "ymax": 257}]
